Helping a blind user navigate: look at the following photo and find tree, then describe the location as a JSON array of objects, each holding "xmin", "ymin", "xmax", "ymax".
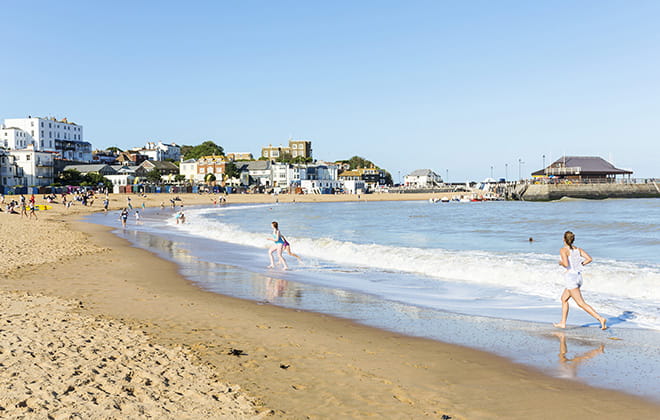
[
  {"xmin": 106, "ymin": 146, "xmax": 123, "ymax": 154},
  {"xmin": 83, "ymin": 172, "xmax": 113, "ymax": 189},
  {"xmin": 174, "ymin": 174, "xmax": 186, "ymax": 183},
  {"xmin": 145, "ymin": 168, "xmax": 162, "ymax": 184},
  {"xmin": 276, "ymin": 152, "xmax": 293, "ymax": 163},
  {"xmin": 292, "ymin": 156, "xmax": 313, "ymax": 164},
  {"xmin": 224, "ymin": 161, "xmax": 240, "ymax": 179},
  {"xmin": 180, "ymin": 145, "xmax": 194, "ymax": 158},
  {"xmin": 183, "ymin": 141, "xmax": 224, "ymax": 160},
  {"xmin": 205, "ymin": 173, "xmax": 216, "ymax": 184},
  {"xmin": 382, "ymin": 171, "xmax": 393, "ymax": 186},
  {"xmin": 58, "ymin": 169, "xmax": 84, "ymax": 185},
  {"xmin": 346, "ymin": 156, "xmax": 375, "ymax": 170}
]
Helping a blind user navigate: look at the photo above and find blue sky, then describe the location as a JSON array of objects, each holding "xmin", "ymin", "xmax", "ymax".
[{"xmin": 1, "ymin": 1, "xmax": 659, "ymax": 181}]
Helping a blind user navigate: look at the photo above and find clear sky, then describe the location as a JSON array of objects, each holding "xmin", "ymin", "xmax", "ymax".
[{"xmin": 1, "ymin": 0, "xmax": 659, "ymax": 181}]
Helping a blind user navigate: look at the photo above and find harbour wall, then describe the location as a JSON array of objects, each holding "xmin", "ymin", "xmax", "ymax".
[{"xmin": 518, "ymin": 182, "xmax": 660, "ymax": 201}]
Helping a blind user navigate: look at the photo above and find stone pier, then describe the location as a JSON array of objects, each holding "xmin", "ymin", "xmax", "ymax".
[{"xmin": 510, "ymin": 182, "xmax": 660, "ymax": 201}]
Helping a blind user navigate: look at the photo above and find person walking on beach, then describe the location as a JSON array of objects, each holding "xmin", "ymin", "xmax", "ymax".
[
  {"xmin": 19, "ymin": 195, "xmax": 28, "ymax": 218},
  {"xmin": 120, "ymin": 208, "xmax": 129, "ymax": 227},
  {"xmin": 554, "ymin": 231, "xmax": 607, "ymax": 330},
  {"xmin": 28, "ymin": 202, "xmax": 38, "ymax": 220},
  {"xmin": 268, "ymin": 221, "xmax": 288, "ymax": 270}
]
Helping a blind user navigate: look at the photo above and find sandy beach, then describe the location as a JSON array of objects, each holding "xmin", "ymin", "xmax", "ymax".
[{"xmin": 1, "ymin": 192, "xmax": 659, "ymax": 419}]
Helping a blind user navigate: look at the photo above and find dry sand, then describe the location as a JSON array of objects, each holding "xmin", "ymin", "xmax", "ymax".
[{"xmin": 1, "ymin": 192, "xmax": 659, "ymax": 419}]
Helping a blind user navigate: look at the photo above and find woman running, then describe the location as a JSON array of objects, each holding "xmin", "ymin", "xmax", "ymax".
[
  {"xmin": 554, "ymin": 231, "xmax": 607, "ymax": 330},
  {"xmin": 267, "ymin": 221, "xmax": 288, "ymax": 270}
]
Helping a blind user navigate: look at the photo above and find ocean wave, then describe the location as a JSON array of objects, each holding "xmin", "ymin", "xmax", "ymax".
[{"xmin": 170, "ymin": 208, "xmax": 660, "ymax": 329}]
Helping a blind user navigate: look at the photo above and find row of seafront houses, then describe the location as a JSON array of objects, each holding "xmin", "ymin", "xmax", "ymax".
[
  {"xmin": 0, "ymin": 115, "xmax": 396, "ymax": 194},
  {"xmin": 2, "ymin": 115, "xmax": 639, "ymax": 195}
]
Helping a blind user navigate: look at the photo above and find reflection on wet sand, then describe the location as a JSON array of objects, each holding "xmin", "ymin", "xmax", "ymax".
[
  {"xmin": 266, "ymin": 277, "xmax": 288, "ymax": 301},
  {"xmin": 554, "ymin": 332, "xmax": 605, "ymax": 379}
]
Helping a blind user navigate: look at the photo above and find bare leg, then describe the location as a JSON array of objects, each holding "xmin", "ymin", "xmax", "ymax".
[
  {"xmin": 285, "ymin": 246, "xmax": 302, "ymax": 261},
  {"xmin": 267, "ymin": 246, "xmax": 277, "ymax": 268},
  {"xmin": 277, "ymin": 245, "xmax": 288, "ymax": 269},
  {"xmin": 554, "ymin": 289, "xmax": 571, "ymax": 328},
  {"xmin": 569, "ymin": 288, "xmax": 607, "ymax": 330}
]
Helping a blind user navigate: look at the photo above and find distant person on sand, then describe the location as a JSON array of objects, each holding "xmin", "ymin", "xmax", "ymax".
[
  {"xmin": 267, "ymin": 221, "xmax": 288, "ymax": 270},
  {"xmin": 28, "ymin": 202, "xmax": 38, "ymax": 220},
  {"xmin": 554, "ymin": 231, "xmax": 607, "ymax": 330}
]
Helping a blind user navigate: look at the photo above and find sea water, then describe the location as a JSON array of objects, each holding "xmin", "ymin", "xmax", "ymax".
[
  {"xmin": 89, "ymin": 198, "xmax": 660, "ymax": 400},
  {"xmin": 174, "ymin": 198, "xmax": 660, "ymax": 330}
]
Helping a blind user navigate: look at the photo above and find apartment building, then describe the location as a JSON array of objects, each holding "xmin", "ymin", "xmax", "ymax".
[
  {"xmin": 261, "ymin": 139, "xmax": 312, "ymax": 160},
  {"xmin": 1, "ymin": 116, "xmax": 92, "ymax": 161}
]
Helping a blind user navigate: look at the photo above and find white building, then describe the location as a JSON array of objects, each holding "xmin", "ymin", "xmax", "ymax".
[
  {"xmin": 341, "ymin": 179, "xmax": 366, "ymax": 194},
  {"xmin": 10, "ymin": 147, "xmax": 56, "ymax": 186},
  {"xmin": 239, "ymin": 160, "xmax": 272, "ymax": 186},
  {"xmin": 1, "ymin": 116, "xmax": 92, "ymax": 161},
  {"xmin": 0, "ymin": 150, "xmax": 20, "ymax": 187},
  {"xmin": 1, "ymin": 126, "xmax": 32, "ymax": 149},
  {"xmin": 404, "ymin": 169, "xmax": 443, "ymax": 188},
  {"xmin": 301, "ymin": 179, "xmax": 343, "ymax": 194},
  {"xmin": 138, "ymin": 141, "xmax": 181, "ymax": 161},
  {"xmin": 179, "ymin": 158, "xmax": 198, "ymax": 182}
]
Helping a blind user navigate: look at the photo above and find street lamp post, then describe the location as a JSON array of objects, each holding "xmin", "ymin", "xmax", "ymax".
[
  {"xmin": 490, "ymin": 165, "xmax": 494, "ymax": 179},
  {"xmin": 505, "ymin": 163, "xmax": 508, "ymax": 181},
  {"xmin": 518, "ymin": 158, "xmax": 524, "ymax": 181},
  {"xmin": 542, "ymin": 154, "xmax": 546, "ymax": 169},
  {"xmin": 446, "ymin": 169, "xmax": 449, "ymax": 185}
]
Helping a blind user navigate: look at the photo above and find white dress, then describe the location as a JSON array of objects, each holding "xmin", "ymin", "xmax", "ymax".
[{"xmin": 564, "ymin": 247, "xmax": 584, "ymax": 289}]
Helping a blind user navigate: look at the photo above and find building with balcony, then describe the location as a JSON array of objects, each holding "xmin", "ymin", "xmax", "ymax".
[
  {"xmin": 10, "ymin": 147, "xmax": 56, "ymax": 186},
  {"xmin": 2, "ymin": 116, "xmax": 90, "ymax": 161},
  {"xmin": 0, "ymin": 150, "xmax": 20, "ymax": 187},
  {"xmin": 339, "ymin": 167, "xmax": 388, "ymax": 190}
]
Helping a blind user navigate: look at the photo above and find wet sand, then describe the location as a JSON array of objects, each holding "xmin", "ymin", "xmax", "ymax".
[{"xmin": 1, "ymin": 193, "xmax": 659, "ymax": 419}]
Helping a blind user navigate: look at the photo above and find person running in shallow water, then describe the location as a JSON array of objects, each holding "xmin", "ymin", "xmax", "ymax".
[
  {"xmin": 267, "ymin": 221, "xmax": 288, "ymax": 270},
  {"xmin": 554, "ymin": 231, "xmax": 607, "ymax": 330}
]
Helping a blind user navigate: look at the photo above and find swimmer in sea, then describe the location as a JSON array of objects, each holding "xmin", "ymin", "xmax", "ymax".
[
  {"xmin": 267, "ymin": 221, "xmax": 288, "ymax": 270},
  {"xmin": 553, "ymin": 231, "xmax": 607, "ymax": 330}
]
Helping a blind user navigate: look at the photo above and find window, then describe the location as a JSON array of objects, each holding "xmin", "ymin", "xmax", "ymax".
[
  {"xmin": 31, "ymin": 121, "xmax": 34, "ymax": 127},
  {"xmin": 27, "ymin": 155, "xmax": 31, "ymax": 160},
  {"xmin": 41, "ymin": 131, "xmax": 44, "ymax": 137}
]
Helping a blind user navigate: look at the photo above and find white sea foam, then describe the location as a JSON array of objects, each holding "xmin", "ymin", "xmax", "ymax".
[{"xmin": 171, "ymin": 207, "xmax": 660, "ymax": 329}]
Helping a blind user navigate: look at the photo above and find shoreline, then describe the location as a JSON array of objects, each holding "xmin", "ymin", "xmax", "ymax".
[{"xmin": 2, "ymin": 193, "xmax": 659, "ymax": 418}]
